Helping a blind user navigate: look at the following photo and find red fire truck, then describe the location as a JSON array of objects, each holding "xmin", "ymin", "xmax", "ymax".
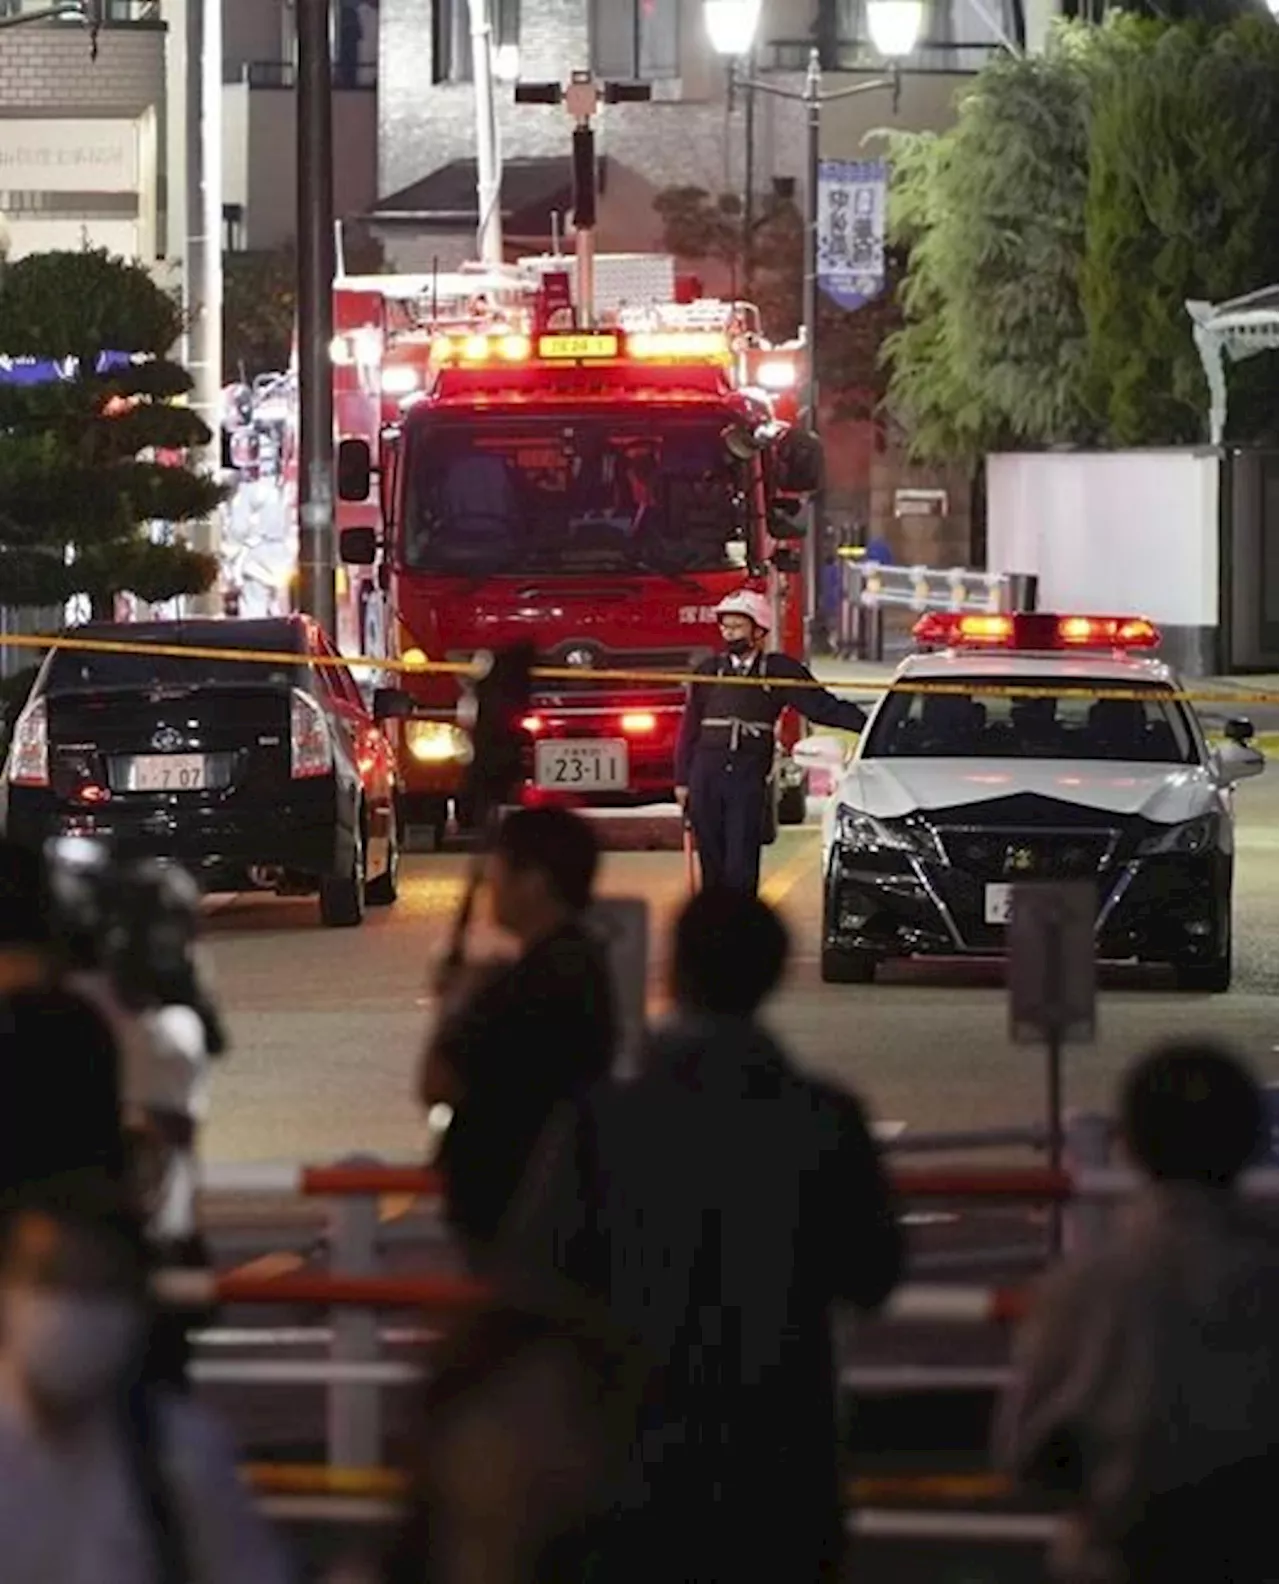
[{"xmin": 330, "ymin": 258, "xmax": 820, "ymax": 849}]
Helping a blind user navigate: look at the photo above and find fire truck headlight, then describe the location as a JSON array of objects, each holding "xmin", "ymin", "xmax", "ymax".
[
  {"xmin": 405, "ymin": 721, "xmax": 474, "ymax": 764},
  {"xmin": 329, "ymin": 335, "xmax": 353, "ymax": 365},
  {"xmin": 756, "ymin": 358, "xmax": 797, "ymax": 390},
  {"xmin": 381, "ymin": 366, "xmax": 419, "ymax": 396}
]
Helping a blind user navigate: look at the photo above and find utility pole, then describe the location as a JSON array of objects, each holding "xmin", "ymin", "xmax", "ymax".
[
  {"xmin": 296, "ymin": 0, "xmax": 337, "ymax": 634},
  {"xmin": 513, "ymin": 72, "xmax": 651, "ymax": 328},
  {"xmin": 721, "ymin": 48, "xmax": 897, "ymax": 652},
  {"xmin": 468, "ymin": 0, "xmax": 503, "ymax": 263},
  {"xmin": 183, "ymin": 0, "xmax": 223, "ymax": 614}
]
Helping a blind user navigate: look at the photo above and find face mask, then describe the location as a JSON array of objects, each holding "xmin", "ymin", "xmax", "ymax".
[
  {"xmin": 725, "ymin": 638, "xmax": 753, "ymax": 659},
  {"xmin": 2, "ymin": 1290, "xmax": 143, "ymax": 1412}
]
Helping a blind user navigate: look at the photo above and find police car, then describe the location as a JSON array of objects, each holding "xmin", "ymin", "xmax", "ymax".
[{"xmin": 795, "ymin": 613, "xmax": 1266, "ymax": 991}]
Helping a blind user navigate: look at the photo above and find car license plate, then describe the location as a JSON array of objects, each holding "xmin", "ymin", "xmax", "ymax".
[
  {"xmin": 984, "ymin": 883, "xmax": 1014, "ymax": 925},
  {"xmin": 126, "ymin": 754, "xmax": 209, "ymax": 792},
  {"xmin": 534, "ymin": 740, "xmax": 628, "ymax": 790}
]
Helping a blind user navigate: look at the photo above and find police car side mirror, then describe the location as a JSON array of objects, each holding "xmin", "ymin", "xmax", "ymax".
[
  {"xmin": 1224, "ymin": 716, "xmax": 1254, "ymax": 744},
  {"xmin": 1215, "ymin": 738, "xmax": 1265, "ymax": 784},
  {"xmin": 793, "ymin": 734, "xmax": 847, "ymax": 774}
]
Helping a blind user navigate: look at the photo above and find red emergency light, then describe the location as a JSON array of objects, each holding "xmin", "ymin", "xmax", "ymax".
[{"xmin": 913, "ymin": 612, "xmax": 1161, "ymax": 652}]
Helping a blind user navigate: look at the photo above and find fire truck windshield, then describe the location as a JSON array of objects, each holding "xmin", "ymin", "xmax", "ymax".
[{"xmin": 401, "ymin": 415, "xmax": 750, "ymax": 578}]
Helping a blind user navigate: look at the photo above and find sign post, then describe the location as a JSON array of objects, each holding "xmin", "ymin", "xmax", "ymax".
[
  {"xmin": 1009, "ymin": 882, "xmax": 1097, "ymax": 1252},
  {"xmin": 587, "ymin": 898, "xmax": 649, "ymax": 1081}
]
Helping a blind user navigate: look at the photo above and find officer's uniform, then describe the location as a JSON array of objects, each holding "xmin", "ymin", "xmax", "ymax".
[{"xmin": 676, "ymin": 647, "xmax": 867, "ymax": 894}]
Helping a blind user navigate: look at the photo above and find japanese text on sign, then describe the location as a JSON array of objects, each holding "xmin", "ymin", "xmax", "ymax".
[{"xmin": 817, "ymin": 160, "xmax": 888, "ymax": 312}]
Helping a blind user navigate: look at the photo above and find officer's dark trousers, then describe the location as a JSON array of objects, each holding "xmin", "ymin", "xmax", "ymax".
[{"xmin": 689, "ymin": 750, "xmax": 769, "ymax": 894}]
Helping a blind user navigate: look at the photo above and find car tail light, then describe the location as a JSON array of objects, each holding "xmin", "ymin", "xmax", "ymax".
[
  {"xmin": 290, "ymin": 690, "xmax": 333, "ymax": 778},
  {"xmin": 7, "ymin": 698, "xmax": 49, "ymax": 787},
  {"xmin": 620, "ymin": 711, "xmax": 657, "ymax": 735},
  {"xmin": 520, "ymin": 714, "xmax": 545, "ymax": 734}
]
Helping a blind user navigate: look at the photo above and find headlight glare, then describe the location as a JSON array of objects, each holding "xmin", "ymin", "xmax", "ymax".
[{"xmin": 405, "ymin": 720, "xmax": 473, "ymax": 765}]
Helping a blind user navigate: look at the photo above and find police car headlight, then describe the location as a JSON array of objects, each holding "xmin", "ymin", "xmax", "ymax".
[
  {"xmin": 1138, "ymin": 815, "xmax": 1218, "ymax": 856},
  {"xmin": 837, "ymin": 807, "xmax": 917, "ymax": 853}
]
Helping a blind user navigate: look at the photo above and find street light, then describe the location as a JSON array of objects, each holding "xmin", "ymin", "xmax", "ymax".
[
  {"xmin": 493, "ymin": 42, "xmax": 520, "ymax": 83},
  {"xmin": 704, "ymin": 0, "xmax": 762, "ymax": 296},
  {"xmin": 866, "ymin": 0, "xmax": 926, "ymax": 57},
  {"xmin": 703, "ymin": 0, "xmax": 760, "ymax": 56},
  {"xmin": 704, "ymin": 8, "xmax": 900, "ymax": 649}
]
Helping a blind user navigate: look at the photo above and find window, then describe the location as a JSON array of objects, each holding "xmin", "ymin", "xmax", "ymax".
[
  {"xmin": 402, "ymin": 415, "xmax": 750, "ymax": 578},
  {"xmin": 862, "ymin": 683, "xmax": 1197, "ymax": 764},
  {"xmin": 591, "ymin": 0, "xmax": 679, "ymax": 81},
  {"xmin": 433, "ymin": 0, "xmax": 520, "ymax": 86}
]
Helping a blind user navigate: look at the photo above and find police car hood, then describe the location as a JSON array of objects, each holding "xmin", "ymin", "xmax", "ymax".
[{"xmin": 840, "ymin": 758, "xmax": 1215, "ymax": 825}]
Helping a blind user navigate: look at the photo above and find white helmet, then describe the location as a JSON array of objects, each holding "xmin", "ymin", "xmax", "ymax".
[{"xmin": 715, "ymin": 588, "xmax": 772, "ymax": 633}]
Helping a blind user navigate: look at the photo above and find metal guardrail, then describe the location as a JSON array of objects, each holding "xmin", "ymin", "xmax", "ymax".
[
  {"xmin": 831, "ymin": 561, "xmax": 1038, "ymax": 661},
  {"xmin": 186, "ymin": 1148, "xmax": 1278, "ymax": 1472}
]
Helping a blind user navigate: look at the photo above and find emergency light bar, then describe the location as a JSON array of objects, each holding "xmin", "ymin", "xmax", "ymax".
[
  {"xmin": 913, "ymin": 612, "xmax": 1161, "ymax": 651},
  {"xmin": 427, "ymin": 326, "xmax": 733, "ymax": 369}
]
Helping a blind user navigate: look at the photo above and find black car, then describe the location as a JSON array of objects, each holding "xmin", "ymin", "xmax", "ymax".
[{"xmin": 0, "ymin": 616, "xmax": 401, "ymax": 928}]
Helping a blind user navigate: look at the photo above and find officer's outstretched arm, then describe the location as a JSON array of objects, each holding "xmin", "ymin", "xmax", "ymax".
[{"xmin": 772, "ymin": 656, "xmax": 867, "ymax": 734}]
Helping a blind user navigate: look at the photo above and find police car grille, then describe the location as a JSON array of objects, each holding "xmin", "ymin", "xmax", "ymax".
[{"xmin": 934, "ymin": 827, "xmax": 1119, "ymax": 881}]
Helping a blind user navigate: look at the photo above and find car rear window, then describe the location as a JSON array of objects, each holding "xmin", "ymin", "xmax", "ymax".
[{"xmin": 45, "ymin": 629, "xmax": 303, "ymax": 692}]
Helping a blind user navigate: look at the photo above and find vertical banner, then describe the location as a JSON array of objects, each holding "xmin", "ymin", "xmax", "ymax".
[{"xmin": 816, "ymin": 159, "xmax": 889, "ymax": 311}]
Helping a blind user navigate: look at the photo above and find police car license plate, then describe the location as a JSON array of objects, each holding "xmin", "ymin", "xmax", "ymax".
[
  {"xmin": 984, "ymin": 884, "xmax": 1014, "ymax": 925},
  {"xmin": 126, "ymin": 754, "xmax": 209, "ymax": 792},
  {"xmin": 534, "ymin": 741, "xmax": 628, "ymax": 790}
]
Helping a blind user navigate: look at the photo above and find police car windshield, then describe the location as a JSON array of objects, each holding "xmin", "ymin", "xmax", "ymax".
[
  {"xmin": 863, "ymin": 681, "xmax": 1198, "ymax": 764},
  {"xmin": 401, "ymin": 415, "xmax": 750, "ymax": 578}
]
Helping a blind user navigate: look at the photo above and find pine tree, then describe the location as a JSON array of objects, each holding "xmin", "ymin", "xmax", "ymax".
[{"xmin": 0, "ymin": 248, "xmax": 225, "ymax": 617}]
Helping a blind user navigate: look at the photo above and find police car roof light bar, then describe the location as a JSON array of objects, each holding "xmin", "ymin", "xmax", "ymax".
[{"xmin": 913, "ymin": 612, "xmax": 1162, "ymax": 652}]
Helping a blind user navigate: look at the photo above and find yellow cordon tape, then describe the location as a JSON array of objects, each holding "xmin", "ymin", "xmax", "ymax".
[
  {"xmin": 240, "ymin": 1463, "xmax": 1014, "ymax": 1504},
  {"xmin": 0, "ymin": 631, "xmax": 1276, "ymax": 707}
]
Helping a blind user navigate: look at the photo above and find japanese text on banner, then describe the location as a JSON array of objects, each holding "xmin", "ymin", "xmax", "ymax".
[{"xmin": 816, "ymin": 160, "xmax": 888, "ymax": 311}]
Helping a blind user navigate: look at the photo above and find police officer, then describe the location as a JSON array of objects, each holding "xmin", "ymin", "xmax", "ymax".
[{"xmin": 675, "ymin": 588, "xmax": 868, "ymax": 894}]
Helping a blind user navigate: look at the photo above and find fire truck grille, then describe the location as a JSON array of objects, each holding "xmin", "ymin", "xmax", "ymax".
[{"xmin": 537, "ymin": 645, "xmax": 713, "ymax": 693}]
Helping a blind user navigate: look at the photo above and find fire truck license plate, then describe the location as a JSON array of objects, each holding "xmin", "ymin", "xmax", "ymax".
[
  {"xmin": 538, "ymin": 334, "xmax": 618, "ymax": 360},
  {"xmin": 534, "ymin": 741, "xmax": 628, "ymax": 789}
]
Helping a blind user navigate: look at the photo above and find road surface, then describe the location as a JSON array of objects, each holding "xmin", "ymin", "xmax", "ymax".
[{"xmin": 200, "ymin": 770, "xmax": 1277, "ymax": 1167}]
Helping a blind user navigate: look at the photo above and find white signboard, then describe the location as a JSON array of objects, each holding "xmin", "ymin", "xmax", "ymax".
[
  {"xmin": 0, "ymin": 118, "xmax": 140, "ymax": 193},
  {"xmin": 0, "ymin": 218, "xmax": 142, "ymax": 263}
]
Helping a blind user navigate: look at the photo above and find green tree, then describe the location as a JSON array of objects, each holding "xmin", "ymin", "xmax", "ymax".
[
  {"xmin": 223, "ymin": 248, "xmax": 296, "ymax": 382},
  {"xmin": 223, "ymin": 225, "xmax": 385, "ymax": 381},
  {"xmin": 653, "ymin": 184, "xmax": 903, "ymax": 418},
  {"xmin": 1081, "ymin": 14, "xmax": 1278, "ymax": 444},
  {"xmin": 0, "ymin": 249, "xmax": 224, "ymax": 616},
  {"xmin": 882, "ymin": 43, "xmax": 1096, "ymax": 460},
  {"xmin": 882, "ymin": 14, "xmax": 1278, "ymax": 461}
]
